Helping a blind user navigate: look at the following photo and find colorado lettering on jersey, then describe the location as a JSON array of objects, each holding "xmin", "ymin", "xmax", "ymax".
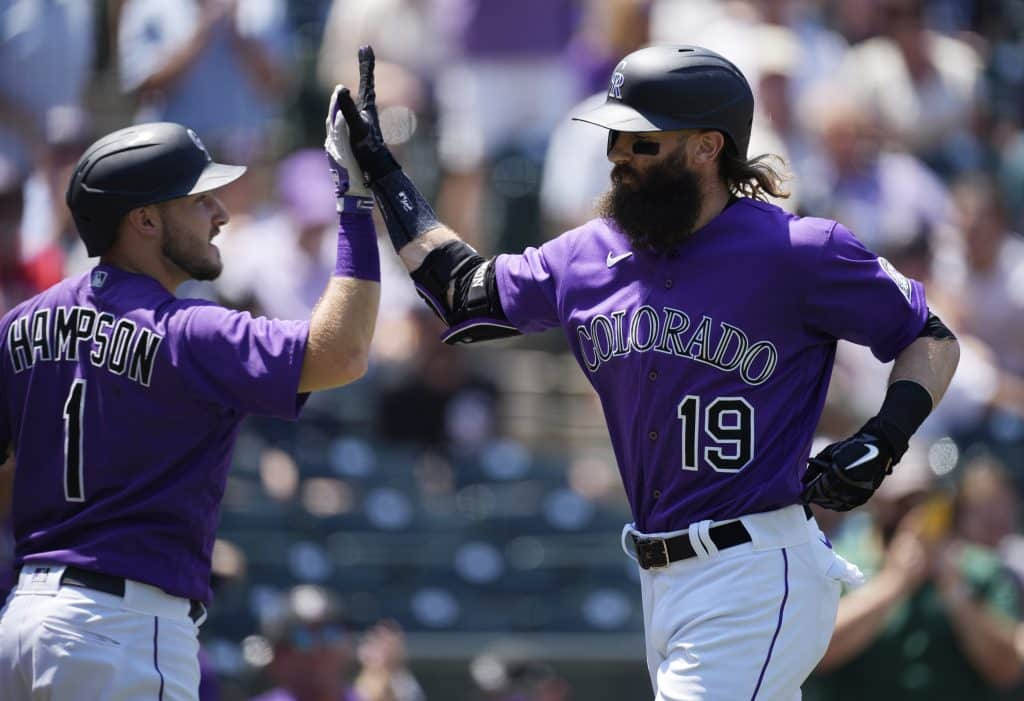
[
  {"xmin": 575, "ymin": 306, "xmax": 778, "ymax": 385},
  {"xmin": 6, "ymin": 306, "xmax": 163, "ymax": 386}
]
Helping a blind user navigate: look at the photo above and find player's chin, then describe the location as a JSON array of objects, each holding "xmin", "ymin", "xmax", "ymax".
[
  {"xmin": 192, "ymin": 248, "xmax": 224, "ymax": 281},
  {"xmin": 206, "ymin": 242, "xmax": 223, "ymax": 265}
]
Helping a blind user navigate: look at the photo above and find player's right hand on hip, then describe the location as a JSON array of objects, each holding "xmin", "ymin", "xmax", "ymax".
[
  {"xmin": 335, "ymin": 45, "xmax": 402, "ymax": 185},
  {"xmin": 800, "ymin": 417, "xmax": 901, "ymax": 511}
]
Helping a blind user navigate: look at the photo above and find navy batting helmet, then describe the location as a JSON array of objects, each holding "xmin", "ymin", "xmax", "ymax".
[
  {"xmin": 573, "ymin": 45, "xmax": 755, "ymax": 158},
  {"xmin": 66, "ymin": 123, "xmax": 246, "ymax": 256}
]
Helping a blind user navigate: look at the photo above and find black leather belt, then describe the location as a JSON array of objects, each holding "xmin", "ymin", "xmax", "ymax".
[
  {"xmin": 631, "ymin": 520, "xmax": 752, "ymax": 569},
  {"xmin": 59, "ymin": 565, "xmax": 206, "ymax": 623}
]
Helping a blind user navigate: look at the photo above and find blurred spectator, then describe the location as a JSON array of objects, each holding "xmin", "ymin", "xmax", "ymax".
[
  {"xmin": 974, "ymin": 0, "xmax": 1024, "ymax": 127},
  {"xmin": 376, "ymin": 309, "xmax": 499, "ymax": 453},
  {"xmin": 0, "ymin": 166, "xmax": 32, "ymax": 314},
  {"xmin": 648, "ymin": 0, "xmax": 761, "ymax": 80},
  {"xmin": 825, "ymin": 0, "xmax": 883, "ymax": 44},
  {"xmin": 117, "ymin": 0, "xmax": 295, "ymax": 164},
  {"xmin": 999, "ymin": 131, "xmax": 1024, "ymax": 232},
  {"xmin": 354, "ymin": 621, "xmax": 426, "ymax": 701},
  {"xmin": 0, "ymin": 0, "xmax": 95, "ymax": 312},
  {"xmin": 746, "ymin": 23, "xmax": 804, "ymax": 209},
  {"xmin": 538, "ymin": 91, "xmax": 611, "ymax": 236},
  {"xmin": 797, "ymin": 84, "xmax": 953, "ymax": 254},
  {"xmin": 751, "ymin": 0, "xmax": 850, "ymax": 100},
  {"xmin": 317, "ymin": 0, "xmax": 436, "ymax": 114},
  {"xmin": 470, "ymin": 647, "xmax": 571, "ymax": 701},
  {"xmin": 944, "ymin": 174, "xmax": 1024, "ymax": 376},
  {"xmin": 212, "ymin": 148, "xmax": 336, "ymax": 318},
  {"xmin": 827, "ymin": 229, "xmax": 1024, "ymax": 438},
  {"xmin": 541, "ymin": 0, "xmax": 651, "ymax": 235},
  {"xmin": 566, "ymin": 0, "xmax": 650, "ymax": 96},
  {"xmin": 805, "ymin": 447, "xmax": 1023, "ymax": 700},
  {"xmin": 17, "ymin": 105, "xmax": 94, "ymax": 282},
  {"xmin": 432, "ymin": 0, "xmax": 581, "ymax": 248},
  {"xmin": 837, "ymin": 0, "xmax": 981, "ymax": 174},
  {"xmin": 953, "ymin": 454, "xmax": 1024, "ymax": 584},
  {"xmin": 0, "ymin": 0, "xmax": 94, "ymax": 182},
  {"xmin": 251, "ymin": 585, "xmax": 423, "ymax": 701}
]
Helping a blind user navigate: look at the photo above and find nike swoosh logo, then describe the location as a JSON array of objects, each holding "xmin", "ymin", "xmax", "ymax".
[
  {"xmin": 606, "ymin": 251, "xmax": 633, "ymax": 267},
  {"xmin": 844, "ymin": 444, "xmax": 879, "ymax": 471}
]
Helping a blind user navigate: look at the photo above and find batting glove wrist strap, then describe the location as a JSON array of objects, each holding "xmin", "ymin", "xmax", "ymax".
[{"xmin": 371, "ymin": 169, "xmax": 442, "ymax": 251}]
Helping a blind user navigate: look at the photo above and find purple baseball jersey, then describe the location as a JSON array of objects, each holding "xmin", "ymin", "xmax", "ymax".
[
  {"xmin": 495, "ymin": 199, "xmax": 928, "ymax": 532},
  {"xmin": 0, "ymin": 264, "xmax": 309, "ymax": 602}
]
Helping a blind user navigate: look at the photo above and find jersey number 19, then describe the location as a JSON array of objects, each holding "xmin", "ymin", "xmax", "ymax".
[{"xmin": 677, "ymin": 395, "xmax": 754, "ymax": 472}]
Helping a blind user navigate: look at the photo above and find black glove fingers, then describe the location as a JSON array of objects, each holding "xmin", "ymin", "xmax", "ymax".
[{"xmin": 357, "ymin": 45, "xmax": 377, "ymax": 110}]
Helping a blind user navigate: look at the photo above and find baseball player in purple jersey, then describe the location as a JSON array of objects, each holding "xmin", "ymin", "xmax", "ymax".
[
  {"xmin": 335, "ymin": 45, "xmax": 961, "ymax": 699},
  {"xmin": 0, "ymin": 88, "xmax": 380, "ymax": 700}
]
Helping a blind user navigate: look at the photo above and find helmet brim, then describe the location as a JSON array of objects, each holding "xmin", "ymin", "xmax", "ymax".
[
  {"xmin": 571, "ymin": 99, "xmax": 687, "ymax": 133},
  {"xmin": 187, "ymin": 162, "xmax": 247, "ymax": 195}
]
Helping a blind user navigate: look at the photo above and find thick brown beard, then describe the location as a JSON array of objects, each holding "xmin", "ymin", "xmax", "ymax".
[{"xmin": 596, "ymin": 151, "xmax": 703, "ymax": 255}]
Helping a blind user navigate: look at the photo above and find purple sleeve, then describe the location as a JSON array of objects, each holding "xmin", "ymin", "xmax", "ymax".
[
  {"xmin": 803, "ymin": 223, "xmax": 928, "ymax": 362},
  {"xmin": 171, "ymin": 304, "xmax": 310, "ymax": 419},
  {"xmin": 494, "ymin": 233, "xmax": 575, "ymax": 333}
]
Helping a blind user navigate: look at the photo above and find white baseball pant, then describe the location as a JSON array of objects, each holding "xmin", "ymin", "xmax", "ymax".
[
  {"xmin": 622, "ymin": 504, "xmax": 862, "ymax": 700},
  {"xmin": 0, "ymin": 564, "xmax": 204, "ymax": 700}
]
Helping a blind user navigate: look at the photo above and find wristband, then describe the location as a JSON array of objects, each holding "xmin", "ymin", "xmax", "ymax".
[
  {"xmin": 875, "ymin": 380, "xmax": 933, "ymax": 446},
  {"xmin": 370, "ymin": 169, "xmax": 442, "ymax": 252},
  {"xmin": 334, "ymin": 211, "xmax": 380, "ymax": 282},
  {"xmin": 339, "ymin": 195, "xmax": 375, "ymax": 213}
]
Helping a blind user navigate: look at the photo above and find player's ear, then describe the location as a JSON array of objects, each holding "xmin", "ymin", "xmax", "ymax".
[
  {"xmin": 124, "ymin": 205, "xmax": 161, "ymax": 237},
  {"xmin": 691, "ymin": 130, "xmax": 725, "ymax": 166}
]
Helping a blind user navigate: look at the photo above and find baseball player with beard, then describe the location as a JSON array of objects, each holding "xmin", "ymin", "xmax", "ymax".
[
  {"xmin": 0, "ymin": 89, "xmax": 380, "ymax": 700},
  {"xmin": 337, "ymin": 44, "xmax": 960, "ymax": 699}
]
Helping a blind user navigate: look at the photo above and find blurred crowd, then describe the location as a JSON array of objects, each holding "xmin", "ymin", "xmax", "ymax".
[{"xmin": 2, "ymin": 0, "xmax": 1024, "ymax": 698}]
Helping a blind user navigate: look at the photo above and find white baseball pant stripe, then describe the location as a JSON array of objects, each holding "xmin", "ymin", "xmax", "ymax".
[
  {"xmin": 622, "ymin": 505, "xmax": 861, "ymax": 700},
  {"xmin": 0, "ymin": 564, "xmax": 201, "ymax": 700}
]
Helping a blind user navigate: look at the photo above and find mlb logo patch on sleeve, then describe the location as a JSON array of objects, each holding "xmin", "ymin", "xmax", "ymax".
[{"xmin": 878, "ymin": 257, "xmax": 912, "ymax": 303}]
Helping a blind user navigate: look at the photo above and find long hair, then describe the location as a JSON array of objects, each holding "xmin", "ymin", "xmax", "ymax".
[{"xmin": 718, "ymin": 145, "xmax": 791, "ymax": 201}]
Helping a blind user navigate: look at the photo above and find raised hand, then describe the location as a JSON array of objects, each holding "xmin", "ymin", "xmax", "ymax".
[
  {"xmin": 335, "ymin": 46, "xmax": 401, "ymax": 184},
  {"xmin": 324, "ymin": 84, "xmax": 373, "ymax": 210}
]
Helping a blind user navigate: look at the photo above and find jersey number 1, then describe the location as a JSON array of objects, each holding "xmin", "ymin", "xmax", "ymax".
[
  {"xmin": 63, "ymin": 379, "xmax": 86, "ymax": 502},
  {"xmin": 677, "ymin": 395, "xmax": 754, "ymax": 472}
]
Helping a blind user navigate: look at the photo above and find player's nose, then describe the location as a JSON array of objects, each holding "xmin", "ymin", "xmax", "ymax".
[
  {"xmin": 210, "ymin": 195, "xmax": 230, "ymax": 227},
  {"xmin": 607, "ymin": 134, "xmax": 633, "ymax": 165}
]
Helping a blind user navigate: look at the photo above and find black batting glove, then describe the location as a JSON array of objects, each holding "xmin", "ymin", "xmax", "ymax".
[
  {"xmin": 801, "ymin": 416, "xmax": 909, "ymax": 511},
  {"xmin": 335, "ymin": 45, "xmax": 402, "ymax": 185}
]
